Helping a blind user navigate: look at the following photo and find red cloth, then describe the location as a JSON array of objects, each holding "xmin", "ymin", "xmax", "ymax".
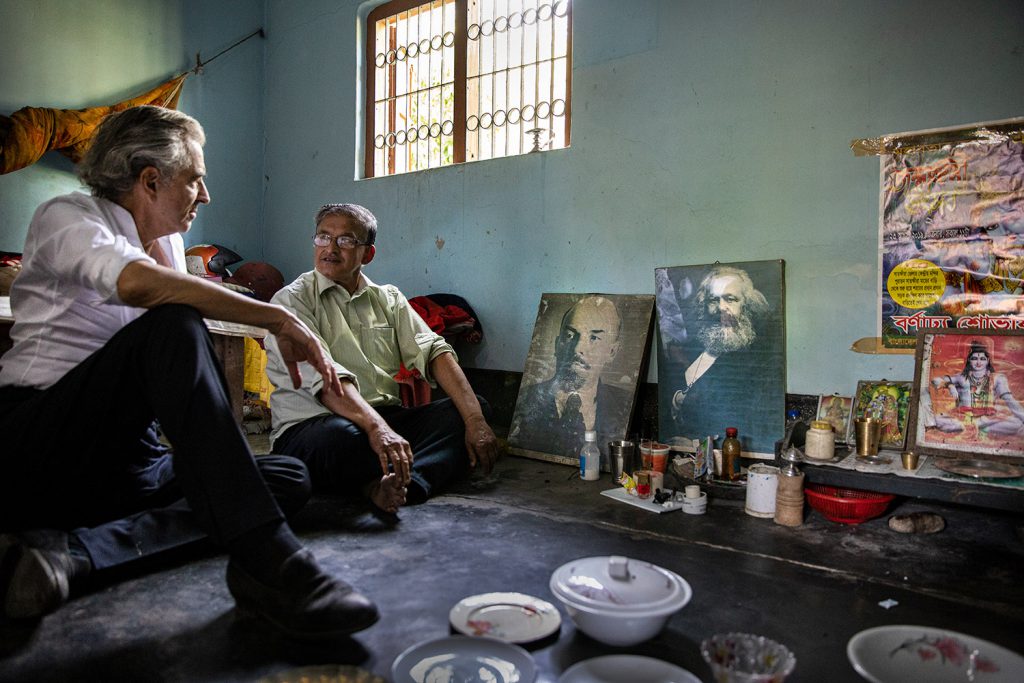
[
  {"xmin": 394, "ymin": 363, "xmax": 432, "ymax": 408},
  {"xmin": 409, "ymin": 296, "xmax": 481, "ymax": 343},
  {"xmin": 399, "ymin": 294, "xmax": 481, "ymax": 406}
]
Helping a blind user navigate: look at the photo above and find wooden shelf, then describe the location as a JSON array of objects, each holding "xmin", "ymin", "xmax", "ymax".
[{"xmin": 775, "ymin": 442, "xmax": 1024, "ymax": 513}]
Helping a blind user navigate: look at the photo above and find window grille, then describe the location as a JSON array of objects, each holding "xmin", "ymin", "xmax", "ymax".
[{"xmin": 366, "ymin": 0, "xmax": 571, "ymax": 178}]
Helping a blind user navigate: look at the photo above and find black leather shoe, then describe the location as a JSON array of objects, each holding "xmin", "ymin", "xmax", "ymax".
[
  {"xmin": 0, "ymin": 532, "xmax": 73, "ymax": 620},
  {"xmin": 226, "ymin": 549, "xmax": 379, "ymax": 640}
]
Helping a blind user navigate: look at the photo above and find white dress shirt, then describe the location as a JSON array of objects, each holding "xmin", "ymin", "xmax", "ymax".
[{"xmin": 0, "ymin": 192, "xmax": 185, "ymax": 389}]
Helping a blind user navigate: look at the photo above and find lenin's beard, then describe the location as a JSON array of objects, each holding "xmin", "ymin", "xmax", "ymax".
[
  {"xmin": 697, "ymin": 309, "xmax": 756, "ymax": 356},
  {"xmin": 555, "ymin": 351, "xmax": 589, "ymax": 391}
]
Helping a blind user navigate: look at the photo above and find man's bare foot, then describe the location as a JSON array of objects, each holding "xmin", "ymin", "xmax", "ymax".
[{"xmin": 365, "ymin": 473, "xmax": 407, "ymax": 513}]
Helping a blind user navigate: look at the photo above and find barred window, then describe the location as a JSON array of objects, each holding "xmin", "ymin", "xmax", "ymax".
[{"xmin": 365, "ymin": 0, "xmax": 572, "ymax": 178}]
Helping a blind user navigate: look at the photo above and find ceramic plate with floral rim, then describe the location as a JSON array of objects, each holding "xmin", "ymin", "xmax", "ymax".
[
  {"xmin": 848, "ymin": 625, "xmax": 1024, "ymax": 683},
  {"xmin": 559, "ymin": 655, "xmax": 701, "ymax": 683},
  {"xmin": 391, "ymin": 635, "xmax": 536, "ymax": 683},
  {"xmin": 449, "ymin": 592, "xmax": 561, "ymax": 643}
]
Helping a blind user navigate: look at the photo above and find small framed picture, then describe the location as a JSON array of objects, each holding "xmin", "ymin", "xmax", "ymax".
[
  {"xmin": 846, "ymin": 380, "xmax": 913, "ymax": 451},
  {"xmin": 816, "ymin": 394, "xmax": 852, "ymax": 443},
  {"xmin": 906, "ymin": 330, "xmax": 1024, "ymax": 463}
]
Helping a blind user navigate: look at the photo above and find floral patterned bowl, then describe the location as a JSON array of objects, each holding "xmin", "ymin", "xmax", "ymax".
[{"xmin": 847, "ymin": 625, "xmax": 1024, "ymax": 683}]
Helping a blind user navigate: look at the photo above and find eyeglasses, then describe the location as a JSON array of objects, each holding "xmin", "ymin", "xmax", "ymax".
[{"xmin": 313, "ymin": 233, "xmax": 371, "ymax": 249}]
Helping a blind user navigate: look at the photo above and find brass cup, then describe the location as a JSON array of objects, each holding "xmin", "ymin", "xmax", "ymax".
[
  {"xmin": 854, "ymin": 417, "xmax": 882, "ymax": 456},
  {"xmin": 901, "ymin": 451, "xmax": 919, "ymax": 470}
]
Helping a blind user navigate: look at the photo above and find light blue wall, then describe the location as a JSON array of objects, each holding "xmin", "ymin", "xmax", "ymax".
[
  {"xmin": 3, "ymin": 1, "xmax": 1022, "ymax": 399},
  {"xmin": 0, "ymin": 0, "xmax": 265, "ymax": 260},
  {"xmin": 261, "ymin": 0, "xmax": 1024, "ymax": 394},
  {"xmin": 180, "ymin": 0, "xmax": 266, "ymax": 258}
]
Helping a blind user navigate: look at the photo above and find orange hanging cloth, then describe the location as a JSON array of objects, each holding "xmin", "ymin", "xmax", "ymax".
[{"xmin": 0, "ymin": 73, "xmax": 188, "ymax": 175}]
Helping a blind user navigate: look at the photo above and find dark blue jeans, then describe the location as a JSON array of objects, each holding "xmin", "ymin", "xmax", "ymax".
[
  {"xmin": 274, "ymin": 396, "xmax": 487, "ymax": 502},
  {"xmin": 0, "ymin": 305, "xmax": 309, "ymax": 570}
]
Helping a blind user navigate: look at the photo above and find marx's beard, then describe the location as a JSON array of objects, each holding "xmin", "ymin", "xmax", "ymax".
[{"xmin": 698, "ymin": 313, "xmax": 756, "ymax": 355}]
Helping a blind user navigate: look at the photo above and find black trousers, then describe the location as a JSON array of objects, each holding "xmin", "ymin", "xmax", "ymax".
[
  {"xmin": 0, "ymin": 305, "xmax": 309, "ymax": 570},
  {"xmin": 275, "ymin": 397, "xmax": 486, "ymax": 499}
]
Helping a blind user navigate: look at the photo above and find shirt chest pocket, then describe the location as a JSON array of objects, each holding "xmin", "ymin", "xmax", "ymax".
[{"xmin": 360, "ymin": 325, "xmax": 399, "ymax": 372}]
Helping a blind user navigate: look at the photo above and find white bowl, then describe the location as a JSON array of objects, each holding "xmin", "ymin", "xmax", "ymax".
[{"xmin": 549, "ymin": 556, "xmax": 692, "ymax": 646}]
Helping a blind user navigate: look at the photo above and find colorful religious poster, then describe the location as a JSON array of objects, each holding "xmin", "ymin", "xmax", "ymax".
[
  {"xmin": 907, "ymin": 330, "xmax": 1024, "ymax": 462},
  {"xmin": 877, "ymin": 120, "xmax": 1024, "ymax": 349}
]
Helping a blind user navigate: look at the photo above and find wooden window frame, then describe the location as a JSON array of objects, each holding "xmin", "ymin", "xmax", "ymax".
[{"xmin": 365, "ymin": 0, "xmax": 572, "ymax": 179}]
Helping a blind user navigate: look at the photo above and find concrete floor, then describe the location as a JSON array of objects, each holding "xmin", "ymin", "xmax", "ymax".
[{"xmin": 1, "ymin": 449, "xmax": 1022, "ymax": 682}]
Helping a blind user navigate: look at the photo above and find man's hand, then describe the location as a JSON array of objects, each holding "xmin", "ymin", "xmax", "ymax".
[
  {"xmin": 465, "ymin": 414, "xmax": 498, "ymax": 474},
  {"xmin": 271, "ymin": 312, "xmax": 343, "ymax": 396},
  {"xmin": 367, "ymin": 422, "xmax": 414, "ymax": 485}
]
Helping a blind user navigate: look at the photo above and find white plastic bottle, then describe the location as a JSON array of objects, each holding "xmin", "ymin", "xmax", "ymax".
[{"xmin": 580, "ymin": 430, "xmax": 600, "ymax": 481}]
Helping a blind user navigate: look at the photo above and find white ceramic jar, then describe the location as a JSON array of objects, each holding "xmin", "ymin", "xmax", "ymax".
[{"xmin": 804, "ymin": 420, "xmax": 835, "ymax": 460}]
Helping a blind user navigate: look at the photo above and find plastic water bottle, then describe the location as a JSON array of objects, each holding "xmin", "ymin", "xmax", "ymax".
[{"xmin": 580, "ymin": 430, "xmax": 600, "ymax": 481}]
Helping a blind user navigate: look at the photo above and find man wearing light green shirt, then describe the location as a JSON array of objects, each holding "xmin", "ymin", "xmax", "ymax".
[{"xmin": 265, "ymin": 204, "xmax": 498, "ymax": 513}]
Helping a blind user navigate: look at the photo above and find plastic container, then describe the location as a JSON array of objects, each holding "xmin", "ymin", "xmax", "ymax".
[
  {"xmin": 640, "ymin": 441, "xmax": 670, "ymax": 473},
  {"xmin": 745, "ymin": 464, "xmax": 779, "ymax": 518},
  {"xmin": 580, "ymin": 430, "xmax": 600, "ymax": 481},
  {"xmin": 804, "ymin": 420, "xmax": 835, "ymax": 460},
  {"xmin": 722, "ymin": 427, "xmax": 742, "ymax": 480},
  {"xmin": 804, "ymin": 484, "xmax": 894, "ymax": 524}
]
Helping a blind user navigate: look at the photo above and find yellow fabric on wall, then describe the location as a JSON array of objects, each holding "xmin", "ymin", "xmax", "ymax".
[{"xmin": 0, "ymin": 74, "xmax": 187, "ymax": 175}]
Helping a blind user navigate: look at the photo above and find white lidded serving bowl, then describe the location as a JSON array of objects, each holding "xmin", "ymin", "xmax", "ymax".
[{"xmin": 548, "ymin": 555, "xmax": 692, "ymax": 646}]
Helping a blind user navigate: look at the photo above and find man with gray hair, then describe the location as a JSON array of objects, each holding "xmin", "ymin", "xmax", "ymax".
[
  {"xmin": 669, "ymin": 264, "xmax": 772, "ymax": 437},
  {"xmin": 0, "ymin": 105, "xmax": 379, "ymax": 640},
  {"xmin": 265, "ymin": 203, "xmax": 498, "ymax": 514}
]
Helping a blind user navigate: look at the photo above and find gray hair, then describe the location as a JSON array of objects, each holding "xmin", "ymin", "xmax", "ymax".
[
  {"xmin": 78, "ymin": 105, "xmax": 205, "ymax": 201},
  {"xmin": 695, "ymin": 265, "xmax": 770, "ymax": 318},
  {"xmin": 315, "ymin": 203, "xmax": 378, "ymax": 245}
]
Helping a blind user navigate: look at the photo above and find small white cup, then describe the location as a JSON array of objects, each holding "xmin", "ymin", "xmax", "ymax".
[{"xmin": 685, "ymin": 485, "xmax": 701, "ymax": 499}]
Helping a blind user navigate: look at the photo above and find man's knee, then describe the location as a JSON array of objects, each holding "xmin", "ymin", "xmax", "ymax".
[
  {"xmin": 129, "ymin": 304, "xmax": 209, "ymax": 352},
  {"xmin": 293, "ymin": 415, "xmax": 366, "ymax": 450},
  {"xmin": 255, "ymin": 455, "xmax": 312, "ymax": 518},
  {"xmin": 140, "ymin": 303, "xmax": 205, "ymax": 331}
]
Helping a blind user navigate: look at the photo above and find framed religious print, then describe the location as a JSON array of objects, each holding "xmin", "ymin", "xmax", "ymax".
[
  {"xmin": 655, "ymin": 260, "xmax": 786, "ymax": 458},
  {"xmin": 507, "ymin": 293, "xmax": 655, "ymax": 470},
  {"xmin": 816, "ymin": 394, "xmax": 853, "ymax": 444},
  {"xmin": 846, "ymin": 380, "xmax": 913, "ymax": 451},
  {"xmin": 906, "ymin": 330, "xmax": 1024, "ymax": 463}
]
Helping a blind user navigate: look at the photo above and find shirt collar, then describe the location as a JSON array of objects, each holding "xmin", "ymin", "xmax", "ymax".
[
  {"xmin": 313, "ymin": 269, "xmax": 374, "ymax": 301},
  {"xmin": 96, "ymin": 195, "xmax": 145, "ymax": 247}
]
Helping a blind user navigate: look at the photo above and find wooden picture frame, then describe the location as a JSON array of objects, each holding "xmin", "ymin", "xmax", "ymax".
[
  {"xmin": 508, "ymin": 293, "xmax": 655, "ymax": 470},
  {"xmin": 906, "ymin": 330, "xmax": 1024, "ymax": 463},
  {"xmin": 816, "ymin": 394, "xmax": 852, "ymax": 444},
  {"xmin": 846, "ymin": 380, "xmax": 913, "ymax": 451}
]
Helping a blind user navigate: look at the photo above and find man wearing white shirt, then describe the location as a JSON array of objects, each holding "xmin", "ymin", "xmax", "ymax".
[{"xmin": 0, "ymin": 106, "xmax": 378, "ymax": 640}]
